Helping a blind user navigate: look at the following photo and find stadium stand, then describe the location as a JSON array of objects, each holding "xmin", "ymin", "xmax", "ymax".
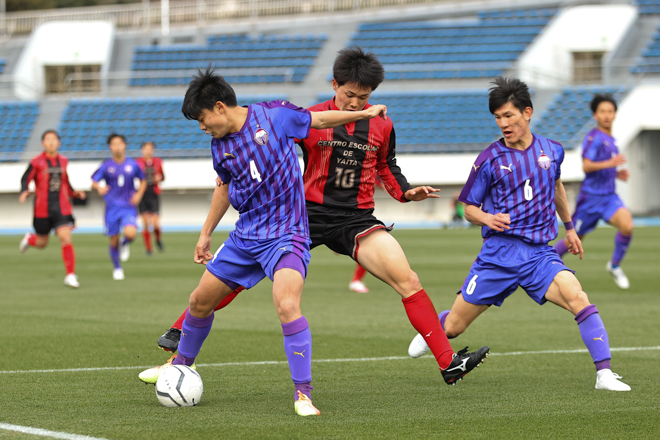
[
  {"xmin": 315, "ymin": 90, "xmax": 502, "ymax": 153},
  {"xmin": 532, "ymin": 85, "xmax": 627, "ymax": 148},
  {"xmin": 346, "ymin": 8, "xmax": 556, "ymax": 80},
  {"xmin": 129, "ymin": 34, "xmax": 327, "ymax": 86},
  {"xmin": 0, "ymin": 101, "xmax": 39, "ymax": 162},
  {"xmin": 631, "ymin": 23, "xmax": 660, "ymax": 74},
  {"xmin": 0, "ymin": 58, "xmax": 5, "ymax": 74},
  {"xmin": 635, "ymin": 0, "xmax": 660, "ymax": 15},
  {"xmin": 57, "ymin": 95, "xmax": 287, "ymax": 159}
]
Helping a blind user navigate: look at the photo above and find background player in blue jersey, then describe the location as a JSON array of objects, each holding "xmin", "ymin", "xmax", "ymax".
[
  {"xmin": 92, "ymin": 134, "xmax": 146, "ymax": 280},
  {"xmin": 167, "ymin": 68, "xmax": 387, "ymax": 416},
  {"xmin": 408, "ymin": 77, "xmax": 630, "ymax": 391},
  {"xmin": 554, "ymin": 94, "xmax": 633, "ymax": 290}
]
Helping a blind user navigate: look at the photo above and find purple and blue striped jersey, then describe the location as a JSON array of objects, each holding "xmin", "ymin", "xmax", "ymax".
[
  {"xmin": 92, "ymin": 157, "xmax": 145, "ymax": 208},
  {"xmin": 459, "ymin": 135, "xmax": 565, "ymax": 244},
  {"xmin": 211, "ymin": 100, "xmax": 312, "ymax": 240},
  {"xmin": 580, "ymin": 128, "xmax": 618, "ymax": 195}
]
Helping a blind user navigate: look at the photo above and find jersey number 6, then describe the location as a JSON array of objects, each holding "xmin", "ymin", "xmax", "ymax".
[{"xmin": 524, "ymin": 179, "xmax": 533, "ymax": 201}]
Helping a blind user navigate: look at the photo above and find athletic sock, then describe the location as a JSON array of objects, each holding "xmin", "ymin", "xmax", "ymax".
[
  {"xmin": 575, "ymin": 305, "xmax": 611, "ymax": 371},
  {"xmin": 143, "ymin": 229, "xmax": 152, "ymax": 252},
  {"xmin": 402, "ymin": 290, "xmax": 454, "ymax": 370},
  {"xmin": 171, "ymin": 288, "xmax": 243, "ymax": 330},
  {"xmin": 109, "ymin": 245, "xmax": 121, "ymax": 269},
  {"xmin": 154, "ymin": 227, "xmax": 162, "ymax": 242},
  {"xmin": 282, "ymin": 316, "xmax": 312, "ymax": 400},
  {"xmin": 121, "ymin": 236, "xmax": 133, "ymax": 247},
  {"xmin": 61, "ymin": 243, "xmax": 75, "ymax": 275},
  {"xmin": 27, "ymin": 233, "xmax": 38, "ymax": 247},
  {"xmin": 437, "ymin": 310, "xmax": 457, "ymax": 339},
  {"xmin": 352, "ymin": 264, "xmax": 367, "ymax": 282},
  {"xmin": 554, "ymin": 239, "xmax": 569, "ymax": 257},
  {"xmin": 172, "ymin": 310, "xmax": 214, "ymax": 366},
  {"xmin": 611, "ymin": 232, "xmax": 632, "ymax": 268}
]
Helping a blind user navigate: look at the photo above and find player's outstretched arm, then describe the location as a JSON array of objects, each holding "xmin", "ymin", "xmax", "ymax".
[
  {"xmin": 583, "ymin": 154, "xmax": 625, "ymax": 173},
  {"xmin": 195, "ymin": 184, "xmax": 231, "ymax": 265},
  {"xmin": 404, "ymin": 186, "xmax": 441, "ymax": 201},
  {"xmin": 464, "ymin": 204, "xmax": 511, "ymax": 231},
  {"xmin": 310, "ymin": 104, "xmax": 387, "ymax": 129},
  {"xmin": 91, "ymin": 180, "xmax": 109, "ymax": 196},
  {"xmin": 555, "ymin": 178, "xmax": 583, "ymax": 259}
]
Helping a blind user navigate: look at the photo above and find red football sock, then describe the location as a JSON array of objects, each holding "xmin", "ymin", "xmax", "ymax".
[
  {"xmin": 143, "ymin": 229, "xmax": 152, "ymax": 252},
  {"xmin": 352, "ymin": 263, "xmax": 367, "ymax": 282},
  {"xmin": 28, "ymin": 234, "xmax": 38, "ymax": 247},
  {"xmin": 402, "ymin": 289, "xmax": 454, "ymax": 370},
  {"xmin": 61, "ymin": 243, "xmax": 75, "ymax": 275},
  {"xmin": 171, "ymin": 287, "xmax": 244, "ymax": 330},
  {"xmin": 154, "ymin": 227, "xmax": 161, "ymax": 242}
]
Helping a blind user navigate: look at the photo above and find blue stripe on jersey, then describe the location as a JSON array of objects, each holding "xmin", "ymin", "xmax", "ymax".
[
  {"xmin": 91, "ymin": 157, "xmax": 144, "ymax": 209},
  {"xmin": 459, "ymin": 135, "xmax": 565, "ymax": 244},
  {"xmin": 580, "ymin": 128, "xmax": 618, "ymax": 195},
  {"xmin": 210, "ymin": 100, "xmax": 312, "ymax": 240}
]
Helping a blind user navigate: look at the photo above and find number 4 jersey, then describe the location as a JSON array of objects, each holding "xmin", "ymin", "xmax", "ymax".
[
  {"xmin": 459, "ymin": 135, "xmax": 565, "ymax": 244},
  {"xmin": 301, "ymin": 99, "xmax": 412, "ymax": 210},
  {"xmin": 211, "ymin": 100, "xmax": 312, "ymax": 241}
]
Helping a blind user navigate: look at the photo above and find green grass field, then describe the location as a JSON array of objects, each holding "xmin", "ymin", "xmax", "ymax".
[{"xmin": 1, "ymin": 227, "xmax": 659, "ymax": 439}]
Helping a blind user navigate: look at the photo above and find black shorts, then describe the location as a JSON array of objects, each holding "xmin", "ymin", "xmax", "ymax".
[
  {"xmin": 33, "ymin": 214, "xmax": 75, "ymax": 236},
  {"xmin": 139, "ymin": 192, "xmax": 160, "ymax": 214},
  {"xmin": 307, "ymin": 203, "xmax": 392, "ymax": 260}
]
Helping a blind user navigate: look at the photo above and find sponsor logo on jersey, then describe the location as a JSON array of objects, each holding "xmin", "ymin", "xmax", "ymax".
[
  {"xmin": 254, "ymin": 128, "xmax": 269, "ymax": 145},
  {"xmin": 537, "ymin": 154, "xmax": 551, "ymax": 170}
]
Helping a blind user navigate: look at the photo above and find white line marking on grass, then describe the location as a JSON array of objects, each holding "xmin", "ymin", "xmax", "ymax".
[
  {"xmin": 0, "ymin": 423, "xmax": 110, "ymax": 440},
  {"xmin": 1, "ymin": 346, "xmax": 659, "ymax": 375}
]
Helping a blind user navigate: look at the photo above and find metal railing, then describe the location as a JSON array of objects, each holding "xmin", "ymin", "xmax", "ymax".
[{"xmin": 0, "ymin": 0, "xmax": 516, "ymax": 37}]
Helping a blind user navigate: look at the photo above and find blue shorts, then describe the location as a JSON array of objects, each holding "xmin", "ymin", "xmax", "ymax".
[
  {"xmin": 460, "ymin": 235, "xmax": 574, "ymax": 307},
  {"xmin": 573, "ymin": 192, "xmax": 626, "ymax": 236},
  {"xmin": 206, "ymin": 232, "xmax": 311, "ymax": 290},
  {"xmin": 104, "ymin": 205, "xmax": 138, "ymax": 236}
]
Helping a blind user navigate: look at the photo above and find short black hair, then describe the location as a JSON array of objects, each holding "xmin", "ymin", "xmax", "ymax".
[
  {"xmin": 141, "ymin": 141, "xmax": 155, "ymax": 149},
  {"xmin": 590, "ymin": 94, "xmax": 617, "ymax": 113},
  {"xmin": 107, "ymin": 133, "xmax": 126, "ymax": 145},
  {"xmin": 333, "ymin": 47, "xmax": 385, "ymax": 91},
  {"xmin": 41, "ymin": 129, "xmax": 59, "ymax": 141},
  {"xmin": 182, "ymin": 66, "xmax": 238, "ymax": 120},
  {"xmin": 488, "ymin": 76, "xmax": 533, "ymax": 114}
]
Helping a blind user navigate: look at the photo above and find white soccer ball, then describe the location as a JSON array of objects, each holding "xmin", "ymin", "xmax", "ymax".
[{"xmin": 155, "ymin": 365, "xmax": 203, "ymax": 407}]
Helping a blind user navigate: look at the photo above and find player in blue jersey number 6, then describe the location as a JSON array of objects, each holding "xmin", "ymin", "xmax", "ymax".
[
  {"xmin": 408, "ymin": 77, "xmax": 630, "ymax": 391},
  {"xmin": 169, "ymin": 67, "xmax": 388, "ymax": 417}
]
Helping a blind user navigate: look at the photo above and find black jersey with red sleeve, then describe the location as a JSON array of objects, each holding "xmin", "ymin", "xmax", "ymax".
[
  {"xmin": 21, "ymin": 152, "xmax": 75, "ymax": 218},
  {"xmin": 300, "ymin": 99, "xmax": 412, "ymax": 210},
  {"xmin": 136, "ymin": 156, "xmax": 164, "ymax": 195}
]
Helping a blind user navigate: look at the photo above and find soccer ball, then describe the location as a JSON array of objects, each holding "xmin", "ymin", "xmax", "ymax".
[{"xmin": 155, "ymin": 365, "xmax": 203, "ymax": 407}]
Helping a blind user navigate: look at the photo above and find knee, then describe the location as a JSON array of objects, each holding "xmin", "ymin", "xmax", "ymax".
[
  {"xmin": 188, "ymin": 291, "xmax": 213, "ymax": 317},
  {"xmin": 274, "ymin": 296, "xmax": 300, "ymax": 321},
  {"xmin": 620, "ymin": 223, "xmax": 633, "ymax": 237},
  {"xmin": 568, "ymin": 291, "xmax": 591, "ymax": 315},
  {"xmin": 401, "ymin": 271, "xmax": 422, "ymax": 294},
  {"xmin": 444, "ymin": 320, "xmax": 465, "ymax": 339}
]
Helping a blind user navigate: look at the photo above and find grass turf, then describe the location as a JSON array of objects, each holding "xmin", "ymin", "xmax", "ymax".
[{"xmin": 0, "ymin": 227, "xmax": 658, "ymax": 439}]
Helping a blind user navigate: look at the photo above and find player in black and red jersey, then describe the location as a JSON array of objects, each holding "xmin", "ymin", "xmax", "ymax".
[
  {"xmin": 19, "ymin": 130, "xmax": 86, "ymax": 288},
  {"xmin": 142, "ymin": 48, "xmax": 489, "ymax": 387},
  {"xmin": 136, "ymin": 141, "xmax": 165, "ymax": 255}
]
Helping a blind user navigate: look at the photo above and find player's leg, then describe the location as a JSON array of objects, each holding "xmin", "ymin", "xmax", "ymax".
[
  {"xmin": 153, "ymin": 211, "xmax": 164, "ymax": 252},
  {"xmin": 542, "ymin": 268, "xmax": 629, "ymax": 390},
  {"xmin": 55, "ymin": 225, "xmax": 78, "ymax": 288},
  {"xmin": 606, "ymin": 206, "xmax": 633, "ymax": 289},
  {"xmin": 348, "ymin": 262, "xmax": 369, "ymax": 293},
  {"xmin": 108, "ymin": 233, "xmax": 123, "ymax": 279},
  {"xmin": 141, "ymin": 212, "xmax": 153, "ymax": 255},
  {"xmin": 20, "ymin": 218, "xmax": 51, "ymax": 252}
]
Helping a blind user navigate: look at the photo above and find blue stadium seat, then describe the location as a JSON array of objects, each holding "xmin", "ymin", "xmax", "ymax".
[{"xmin": 0, "ymin": 101, "xmax": 39, "ymax": 162}]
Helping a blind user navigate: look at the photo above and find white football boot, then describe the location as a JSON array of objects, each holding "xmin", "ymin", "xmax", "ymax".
[
  {"xmin": 349, "ymin": 280, "xmax": 369, "ymax": 293},
  {"xmin": 294, "ymin": 391, "xmax": 320, "ymax": 416},
  {"xmin": 606, "ymin": 261, "xmax": 630, "ymax": 290},
  {"xmin": 595, "ymin": 369, "xmax": 631, "ymax": 391},
  {"xmin": 113, "ymin": 268, "xmax": 125, "ymax": 280},
  {"xmin": 19, "ymin": 233, "xmax": 30, "ymax": 253},
  {"xmin": 64, "ymin": 273, "xmax": 80, "ymax": 288},
  {"xmin": 120, "ymin": 241, "xmax": 130, "ymax": 262},
  {"xmin": 408, "ymin": 333, "xmax": 430, "ymax": 358}
]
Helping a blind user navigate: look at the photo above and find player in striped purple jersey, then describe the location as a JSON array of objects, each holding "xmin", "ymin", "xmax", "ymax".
[
  {"xmin": 408, "ymin": 77, "xmax": 630, "ymax": 391},
  {"xmin": 167, "ymin": 68, "xmax": 388, "ymax": 416},
  {"xmin": 554, "ymin": 94, "xmax": 633, "ymax": 289}
]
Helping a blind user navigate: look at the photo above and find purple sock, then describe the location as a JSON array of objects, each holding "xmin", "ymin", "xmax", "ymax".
[
  {"xmin": 172, "ymin": 310, "xmax": 214, "ymax": 366},
  {"xmin": 282, "ymin": 316, "xmax": 312, "ymax": 400},
  {"xmin": 109, "ymin": 245, "xmax": 120, "ymax": 269},
  {"xmin": 121, "ymin": 236, "xmax": 133, "ymax": 247},
  {"xmin": 554, "ymin": 239, "xmax": 569, "ymax": 257},
  {"xmin": 611, "ymin": 232, "xmax": 632, "ymax": 268},
  {"xmin": 575, "ymin": 305, "xmax": 611, "ymax": 371},
  {"xmin": 438, "ymin": 310, "xmax": 456, "ymax": 339}
]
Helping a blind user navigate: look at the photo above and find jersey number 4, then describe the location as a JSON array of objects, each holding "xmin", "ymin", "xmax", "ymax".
[{"xmin": 250, "ymin": 160, "xmax": 262, "ymax": 182}]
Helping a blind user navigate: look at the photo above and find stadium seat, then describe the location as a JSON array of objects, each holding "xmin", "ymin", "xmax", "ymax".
[{"xmin": 0, "ymin": 101, "xmax": 39, "ymax": 162}]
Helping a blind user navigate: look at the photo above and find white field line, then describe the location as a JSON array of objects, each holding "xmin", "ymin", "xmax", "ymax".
[
  {"xmin": 1, "ymin": 346, "xmax": 659, "ymax": 375},
  {"xmin": 0, "ymin": 423, "xmax": 110, "ymax": 440}
]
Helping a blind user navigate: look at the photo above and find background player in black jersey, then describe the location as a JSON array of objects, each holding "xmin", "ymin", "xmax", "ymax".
[{"xmin": 142, "ymin": 47, "xmax": 489, "ymax": 387}]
